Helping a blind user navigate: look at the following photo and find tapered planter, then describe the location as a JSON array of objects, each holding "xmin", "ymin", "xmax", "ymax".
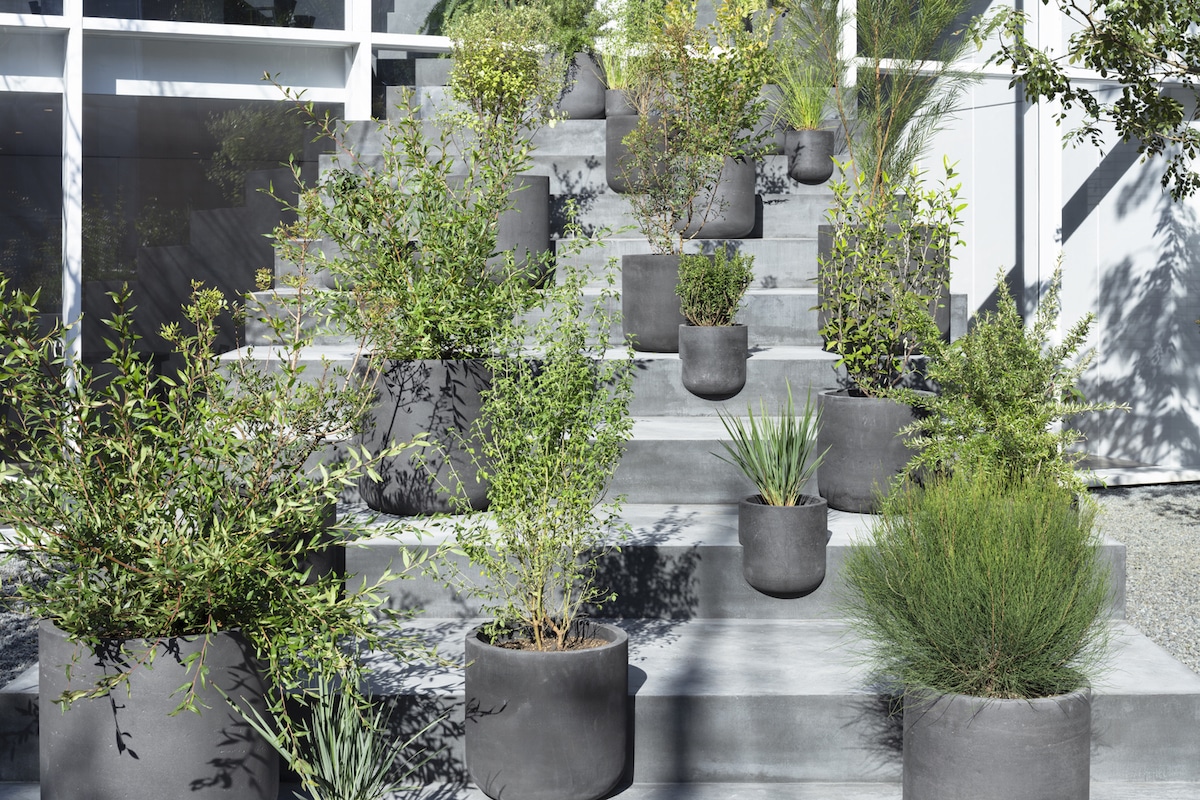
[
  {"xmin": 816, "ymin": 390, "xmax": 919, "ymax": 514},
  {"xmin": 675, "ymin": 156, "xmax": 757, "ymax": 239},
  {"xmin": 606, "ymin": 111, "xmax": 664, "ymax": 193},
  {"xmin": 358, "ymin": 358, "xmax": 490, "ymax": 516},
  {"xmin": 785, "ymin": 129, "xmax": 835, "ymax": 185},
  {"xmin": 448, "ymin": 175, "xmax": 551, "ymax": 280},
  {"xmin": 39, "ymin": 622, "xmax": 278, "ymax": 800},
  {"xmin": 739, "ymin": 495, "xmax": 828, "ymax": 597},
  {"xmin": 678, "ymin": 323, "xmax": 748, "ymax": 399},
  {"xmin": 556, "ymin": 52, "xmax": 605, "ymax": 119},
  {"xmin": 903, "ymin": 689, "xmax": 1092, "ymax": 800},
  {"xmin": 622, "ymin": 253, "xmax": 687, "ymax": 353},
  {"xmin": 465, "ymin": 622, "xmax": 629, "ymax": 800}
]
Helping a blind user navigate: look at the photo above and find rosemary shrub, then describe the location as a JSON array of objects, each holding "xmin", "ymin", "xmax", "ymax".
[
  {"xmin": 716, "ymin": 383, "xmax": 827, "ymax": 506},
  {"xmin": 841, "ymin": 470, "xmax": 1112, "ymax": 700},
  {"xmin": 676, "ymin": 248, "xmax": 754, "ymax": 327}
]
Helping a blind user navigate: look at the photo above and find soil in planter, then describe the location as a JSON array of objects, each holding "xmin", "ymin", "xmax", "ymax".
[{"xmin": 491, "ymin": 636, "xmax": 609, "ymax": 652}]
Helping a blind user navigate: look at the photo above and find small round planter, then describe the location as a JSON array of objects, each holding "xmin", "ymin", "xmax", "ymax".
[
  {"xmin": 358, "ymin": 358, "xmax": 491, "ymax": 516},
  {"xmin": 739, "ymin": 495, "xmax": 828, "ymax": 597},
  {"xmin": 675, "ymin": 156, "xmax": 757, "ymax": 240},
  {"xmin": 903, "ymin": 689, "xmax": 1092, "ymax": 800},
  {"xmin": 816, "ymin": 389, "xmax": 919, "ymax": 514},
  {"xmin": 678, "ymin": 323, "xmax": 748, "ymax": 400},
  {"xmin": 785, "ymin": 129, "xmax": 835, "ymax": 185},
  {"xmin": 556, "ymin": 52, "xmax": 606, "ymax": 120},
  {"xmin": 622, "ymin": 253, "xmax": 687, "ymax": 353},
  {"xmin": 465, "ymin": 622, "xmax": 629, "ymax": 800},
  {"xmin": 39, "ymin": 622, "xmax": 278, "ymax": 800}
]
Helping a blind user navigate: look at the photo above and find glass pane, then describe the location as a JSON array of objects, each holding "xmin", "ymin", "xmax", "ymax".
[
  {"xmin": 0, "ymin": 93, "xmax": 62, "ymax": 313},
  {"xmin": 84, "ymin": 0, "xmax": 344, "ymax": 31},
  {"xmin": 82, "ymin": 95, "xmax": 337, "ymax": 359}
]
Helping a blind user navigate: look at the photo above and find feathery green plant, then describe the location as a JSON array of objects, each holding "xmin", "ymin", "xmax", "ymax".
[
  {"xmin": 716, "ymin": 383, "xmax": 827, "ymax": 506},
  {"xmin": 676, "ymin": 249, "xmax": 754, "ymax": 327},
  {"xmin": 841, "ymin": 470, "xmax": 1112, "ymax": 700}
]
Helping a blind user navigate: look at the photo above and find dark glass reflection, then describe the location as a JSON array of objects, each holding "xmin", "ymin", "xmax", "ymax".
[{"xmin": 82, "ymin": 0, "xmax": 343, "ymax": 30}]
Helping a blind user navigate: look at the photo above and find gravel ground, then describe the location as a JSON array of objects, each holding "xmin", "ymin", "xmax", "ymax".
[{"xmin": 0, "ymin": 484, "xmax": 1195, "ymax": 688}]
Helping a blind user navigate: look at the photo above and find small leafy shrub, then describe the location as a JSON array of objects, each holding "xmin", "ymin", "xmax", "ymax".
[
  {"xmin": 892, "ymin": 263, "xmax": 1127, "ymax": 490},
  {"xmin": 716, "ymin": 383, "xmax": 827, "ymax": 506},
  {"xmin": 677, "ymin": 248, "xmax": 754, "ymax": 326},
  {"xmin": 817, "ymin": 160, "xmax": 964, "ymax": 396},
  {"xmin": 841, "ymin": 470, "xmax": 1111, "ymax": 700}
]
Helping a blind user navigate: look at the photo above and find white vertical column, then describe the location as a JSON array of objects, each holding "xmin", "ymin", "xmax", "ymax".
[
  {"xmin": 1034, "ymin": 0, "xmax": 1063, "ymax": 301},
  {"xmin": 61, "ymin": 0, "xmax": 83, "ymax": 360},
  {"xmin": 344, "ymin": 0, "xmax": 372, "ymax": 120}
]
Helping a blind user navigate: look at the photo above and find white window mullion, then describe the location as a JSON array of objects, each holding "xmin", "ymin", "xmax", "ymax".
[{"xmin": 62, "ymin": 0, "xmax": 83, "ymax": 359}]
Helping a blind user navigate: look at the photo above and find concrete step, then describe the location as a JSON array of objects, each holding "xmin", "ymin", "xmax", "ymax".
[
  {"xmin": 366, "ymin": 618, "xmax": 1200, "ymax": 786},
  {"xmin": 348, "ymin": 503, "xmax": 1127, "ymax": 623}
]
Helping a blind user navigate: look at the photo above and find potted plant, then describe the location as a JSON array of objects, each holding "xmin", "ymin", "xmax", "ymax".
[
  {"xmin": 676, "ymin": 246, "xmax": 754, "ymax": 399},
  {"xmin": 0, "ymin": 280, "xmax": 421, "ymax": 800},
  {"xmin": 891, "ymin": 263, "xmax": 1129, "ymax": 491},
  {"xmin": 616, "ymin": 0, "xmax": 775, "ymax": 353},
  {"xmin": 716, "ymin": 384, "xmax": 829, "ymax": 597},
  {"xmin": 274, "ymin": 83, "xmax": 543, "ymax": 517},
  {"xmin": 841, "ymin": 468, "xmax": 1112, "ymax": 800},
  {"xmin": 814, "ymin": 161, "xmax": 964, "ymax": 513},
  {"xmin": 452, "ymin": 257, "xmax": 635, "ymax": 800}
]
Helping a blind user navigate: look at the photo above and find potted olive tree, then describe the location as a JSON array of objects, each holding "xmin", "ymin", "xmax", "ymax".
[
  {"xmin": 841, "ymin": 469, "xmax": 1112, "ymax": 800},
  {"xmin": 617, "ymin": 0, "xmax": 775, "ymax": 353},
  {"xmin": 0, "ymin": 280, "xmax": 421, "ymax": 800},
  {"xmin": 716, "ymin": 384, "xmax": 828, "ymax": 597},
  {"xmin": 676, "ymin": 247, "xmax": 754, "ymax": 399},
  {"xmin": 452, "ymin": 257, "xmax": 635, "ymax": 800},
  {"xmin": 814, "ymin": 161, "xmax": 964, "ymax": 513}
]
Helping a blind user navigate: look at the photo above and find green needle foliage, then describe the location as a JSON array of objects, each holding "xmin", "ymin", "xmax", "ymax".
[
  {"xmin": 676, "ymin": 248, "xmax": 754, "ymax": 327},
  {"xmin": 716, "ymin": 383, "xmax": 827, "ymax": 506},
  {"xmin": 841, "ymin": 470, "xmax": 1112, "ymax": 700}
]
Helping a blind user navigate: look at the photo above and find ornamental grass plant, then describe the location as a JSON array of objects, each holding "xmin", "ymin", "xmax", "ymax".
[
  {"xmin": 716, "ymin": 383, "xmax": 827, "ymax": 506},
  {"xmin": 841, "ymin": 469, "xmax": 1112, "ymax": 700}
]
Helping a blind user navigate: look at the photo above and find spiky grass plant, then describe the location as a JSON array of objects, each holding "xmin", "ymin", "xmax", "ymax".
[
  {"xmin": 841, "ymin": 470, "xmax": 1112, "ymax": 700},
  {"xmin": 716, "ymin": 383, "xmax": 827, "ymax": 506}
]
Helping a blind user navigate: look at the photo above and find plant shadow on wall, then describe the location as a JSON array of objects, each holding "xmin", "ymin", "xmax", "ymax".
[{"xmin": 1074, "ymin": 153, "xmax": 1200, "ymax": 467}]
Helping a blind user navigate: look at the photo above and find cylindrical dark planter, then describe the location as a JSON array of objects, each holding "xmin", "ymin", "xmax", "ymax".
[
  {"xmin": 604, "ymin": 88, "xmax": 636, "ymax": 117},
  {"xmin": 606, "ymin": 112, "xmax": 663, "ymax": 194},
  {"xmin": 903, "ymin": 689, "xmax": 1092, "ymax": 800},
  {"xmin": 739, "ymin": 495, "xmax": 828, "ymax": 597},
  {"xmin": 622, "ymin": 253, "xmax": 686, "ymax": 353},
  {"xmin": 786, "ymin": 129, "xmax": 835, "ymax": 185},
  {"xmin": 448, "ymin": 175, "xmax": 551, "ymax": 281},
  {"xmin": 675, "ymin": 156, "xmax": 757, "ymax": 240},
  {"xmin": 358, "ymin": 358, "xmax": 491, "ymax": 516},
  {"xmin": 465, "ymin": 622, "xmax": 629, "ymax": 800},
  {"xmin": 678, "ymin": 323, "xmax": 748, "ymax": 400},
  {"xmin": 39, "ymin": 622, "xmax": 278, "ymax": 800},
  {"xmin": 556, "ymin": 52, "xmax": 606, "ymax": 120},
  {"xmin": 816, "ymin": 390, "xmax": 919, "ymax": 514}
]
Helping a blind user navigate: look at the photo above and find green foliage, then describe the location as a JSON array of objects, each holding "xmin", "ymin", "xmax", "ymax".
[
  {"xmin": 715, "ymin": 383, "xmax": 827, "ymax": 506},
  {"xmin": 620, "ymin": 0, "xmax": 776, "ymax": 253},
  {"xmin": 270, "ymin": 83, "xmax": 541, "ymax": 361},
  {"xmin": 424, "ymin": 0, "xmax": 601, "ymax": 58},
  {"xmin": 0, "ymin": 279, "xmax": 427, "ymax": 713},
  {"xmin": 453, "ymin": 252, "xmax": 635, "ymax": 652},
  {"xmin": 595, "ymin": 0, "xmax": 665, "ymax": 89},
  {"xmin": 206, "ymin": 103, "xmax": 307, "ymax": 205},
  {"xmin": 841, "ymin": 470, "xmax": 1112, "ymax": 700},
  {"xmin": 676, "ymin": 249, "xmax": 754, "ymax": 327},
  {"xmin": 772, "ymin": 0, "xmax": 843, "ymax": 131},
  {"xmin": 892, "ymin": 263, "xmax": 1128, "ymax": 491},
  {"xmin": 817, "ymin": 161, "xmax": 964, "ymax": 397},
  {"xmin": 984, "ymin": 0, "xmax": 1200, "ymax": 200}
]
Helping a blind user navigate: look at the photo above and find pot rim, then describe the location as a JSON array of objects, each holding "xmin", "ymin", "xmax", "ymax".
[
  {"xmin": 467, "ymin": 620, "xmax": 629, "ymax": 656},
  {"xmin": 740, "ymin": 493, "xmax": 827, "ymax": 508}
]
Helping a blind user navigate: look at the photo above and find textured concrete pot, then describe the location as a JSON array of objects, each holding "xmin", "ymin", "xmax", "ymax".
[
  {"xmin": 738, "ymin": 495, "xmax": 828, "ymax": 597},
  {"xmin": 622, "ymin": 253, "xmax": 687, "ymax": 353},
  {"xmin": 465, "ymin": 622, "xmax": 629, "ymax": 800},
  {"xmin": 903, "ymin": 689, "xmax": 1092, "ymax": 800},
  {"xmin": 816, "ymin": 390, "xmax": 918, "ymax": 514},
  {"xmin": 556, "ymin": 52, "xmax": 606, "ymax": 119},
  {"xmin": 678, "ymin": 323, "xmax": 748, "ymax": 400},
  {"xmin": 39, "ymin": 622, "xmax": 278, "ymax": 800},
  {"xmin": 359, "ymin": 359, "xmax": 490, "ymax": 516},
  {"xmin": 675, "ymin": 156, "xmax": 757, "ymax": 239},
  {"xmin": 447, "ymin": 174, "xmax": 551, "ymax": 280},
  {"xmin": 606, "ymin": 112, "xmax": 666, "ymax": 193},
  {"xmin": 604, "ymin": 87, "xmax": 636, "ymax": 117},
  {"xmin": 785, "ymin": 129, "xmax": 835, "ymax": 185}
]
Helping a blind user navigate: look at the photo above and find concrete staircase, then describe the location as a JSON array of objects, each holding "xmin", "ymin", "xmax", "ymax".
[{"xmin": 3, "ymin": 77, "xmax": 1199, "ymax": 799}]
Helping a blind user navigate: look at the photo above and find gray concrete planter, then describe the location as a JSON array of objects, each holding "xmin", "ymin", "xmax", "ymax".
[
  {"xmin": 816, "ymin": 389, "xmax": 919, "ymax": 514},
  {"xmin": 622, "ymin": 253, "xmax": 686, "ymax": 353},
  {"xmin": 903, "ymin": 689, "xmax": 1092, "ymax": 800},
  {"xmin": 675, "ymin": 156, "xmax": 757, "ymax": 240},
  {"xmin": 447, "ymin": 174, "xmax": 551, "ymax": 280},
  {"xmin": 604, "ymin": 88, "xmax": 636, "ymax": 117},
  {"xmin": 738, "ymin": 495, "xmax": 828, "ymax": 597},
  {"xmin": 465, "ymin": 622, "xmax": 629, "ymax": 800},
  {"xmin": 606, "ymin": 111, "xmax": 661, "ymax": 193},
  {"xmin": 39, "ymin": 622, "xmax": 277, "ymax": 800},
  {"xmin": 358, "ymin": 358, "xmax": 491, "ymax": 516},
  {"xmin": 785, "ymin": 129, "xmax": 835, "ymax": 185},
  {"xmin": 678, "ymin": 323, "xmax": 748, "ymax": 400},
  {"xmin": 556, "ymin": 52, "xmax": 606, "ymax": 120}
]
